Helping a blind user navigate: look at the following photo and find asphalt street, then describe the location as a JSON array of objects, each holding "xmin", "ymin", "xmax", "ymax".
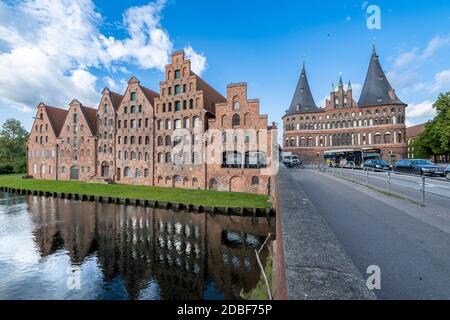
[{"xmin": 289, "ymin": 169, "xmax": 450, "ymax": 299}]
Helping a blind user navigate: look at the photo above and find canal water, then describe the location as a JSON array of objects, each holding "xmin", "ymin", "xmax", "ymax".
[{"xmin": 0, "ymin": 192, "xmax": 274, "ymax": 300}]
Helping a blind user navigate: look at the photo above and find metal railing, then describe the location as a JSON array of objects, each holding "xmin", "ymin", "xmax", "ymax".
[{"xmin": 307, "ymin": 163, "xmax": 450, "ymax": 207}]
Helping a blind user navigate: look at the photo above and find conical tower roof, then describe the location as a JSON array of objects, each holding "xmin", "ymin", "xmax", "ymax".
[
  {"xmin": 358, "ymin": 45, "xmax": 406, "ymax": 107},
  {"xmin": 286, "ymin": 64, "xmax": 320, "ymax": 114}
]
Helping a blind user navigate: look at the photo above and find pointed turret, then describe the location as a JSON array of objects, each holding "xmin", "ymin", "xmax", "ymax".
[
  {"xmin": 347, "ymin": 81, "xmax": 352, "ymax": 91},
  {"xmin": 358, "ymin": 45, "xmax": 406, "ymax": 107},
  {"xmin": 338, "ymin": 74, "xmax": 343, "ymax": 88},
  {"xmin": 286, "ymin": 64, "xmax": 319, "ymax": 114}
]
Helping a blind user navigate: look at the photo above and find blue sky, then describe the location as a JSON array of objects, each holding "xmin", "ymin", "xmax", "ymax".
[{"xmin": 0, "ymin": 0, "xmax": 449, "ymax": 132}]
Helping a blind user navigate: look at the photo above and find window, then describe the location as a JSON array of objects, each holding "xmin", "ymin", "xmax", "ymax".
[
  {"xmin": 232, "ymin": 114, "xmax": 240, "ymax": 126},
  {"xmin": 183, "ymin": 84, "xmax": 187, "ymax": 93},
  {"xmin": 139, "ymin": 105, "xmax": 143, "ymax": 113},
  {"xmin": 165, "ymin": 135, "xmax": 171, "ymax": 146},
  {"xmin": 189, "ymin": 99, "xmax": 194, "ymax": 109},
  {"xmin": 184, "ymin": 118, "xmax": 190, "ymax": 128},
  {"xmin": 124, "ymin": 107, "xmax": 128, "ymax": 114},
  {"xmin": 135, "ymin": 168, "xmax": 141, "ymax": 178},
  {"xmin": 118, "ymin": 120, "xmax": 121, "ymax": 129},
  {"xmin": 175, "ymin": 70, "xmax": 181, "ymax": 79},
  {"xmin": 165, "ymin": 152, "xmax": 172, "ymax": 163},
  {"xmin": 165, "ymin": 119, "xmax": 171, "ymax": 130},
  {"xmin": 73, "ymin": 114, "xmax": 78, "ymax": 124},
  {"xmin": 131, "ymin": 152, "xmax": 137, "ymax": 160},
  {"xmin": 145, "ymin": 118, "xmax": 149, "ymax": 128},
  {"xmin": 168, "ymin": 87, "xmax": 172, "ymax": 95},
  {"xmin": 131, "ymin": 92, "xmax": 136, "ymax": 101},
  {"xmin": 124, "ymin": 167, "xmax": 132, "ymax": 177},
  {"xmin": 193, "ymin": 117, "xmax": 200, "ymax": 128},
  {"xmin": 131, "ymin": 120, "xmax": 135, "ymax": 128},
  {"xmin": 175, "ymin": 85, "xmax": 181, "ymax": 95},
  {"xmin": 174, "ymin": 119, "xmax": 182, "ymax": 129},
  {"xmin": 131, "ymin": 106, "xmax": 136, "ymax": 114},
  {"xmin": 131, "ymin": 136, "xmax": 136, "ymax": 144},
  {"xmin": 251, "ymin": 176, "xmax": 259, "ymax": 186},
  {"xmin": 175, "ymin": 101, "xmax": 181, "ymax": 111},
  {"xmin": 158, "ymin": 136, "xmax": 163, "ymax": 146},
  {"xmin": 138, "ymin": 119, "xmax": 142, "ymax": 128}
]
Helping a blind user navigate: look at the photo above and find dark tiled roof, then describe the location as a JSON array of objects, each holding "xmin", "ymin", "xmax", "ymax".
[
  {"xmin": 406, "ymin": 123, "xmax": 426, "ymax": 138},
  {"xmin": 139, "ymin": 85, "xmax": 159, "ymax": 104},
  {"xmin": 286, "ymin": 64, "xmax": 320, "ymax": 115},
  {"xmin": 109, "ymin": 91, "xmax": 123, "ymax": 111},
  {"xmin": 80, "ymin": 105, "xmax": 98, "ymax": 136},
  {"xmin": 358, "ymin": 45, "xmax": 406, "ymax": 108},
  {"xmin": 44, "ymin": 105, "xmax": 68, "ymax": 136}
]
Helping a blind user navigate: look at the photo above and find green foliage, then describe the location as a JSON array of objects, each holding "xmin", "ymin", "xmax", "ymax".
[
  {"xmin": 413, "ymin": 92, "xmax": 450, "ymax": 158},
  {"xmin": 0, "ymin": 119, "xmax": 28, "ymax": 174},
  {"xmin": 0, "ymin": 174, "xmax": 271, "ymax": 208}
]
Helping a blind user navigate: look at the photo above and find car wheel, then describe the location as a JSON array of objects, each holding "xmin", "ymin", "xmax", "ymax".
[
  {"xmin": 416, "ymin": 169, "xmax": 422, "ymax": 176},
  {"xmin": 446, "ymin": 172, "xmax": 450, "ymax": 181}
]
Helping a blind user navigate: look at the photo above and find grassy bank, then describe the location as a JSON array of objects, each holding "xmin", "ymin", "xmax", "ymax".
[{"xmin": 0, "ymin": 174, "xmax": 271, "ymax": 208}]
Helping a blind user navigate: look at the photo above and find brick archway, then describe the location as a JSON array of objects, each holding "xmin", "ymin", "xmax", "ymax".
[{"xmin": 230, "ymin": 176, "xmax": 243, "ymax": 193}]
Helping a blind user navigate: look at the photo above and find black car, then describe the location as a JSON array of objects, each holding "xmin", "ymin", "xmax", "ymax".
[
  {"xmin": 363, "ymin": 159, "xmax": 390, "ymax": 171},
  {"xmin": 393, "ymin": 159, "xmax": 445, "ymax": 176},
  {"xmin": 445, "ymin": 165, "xmax": 450, "ymax": 180}
]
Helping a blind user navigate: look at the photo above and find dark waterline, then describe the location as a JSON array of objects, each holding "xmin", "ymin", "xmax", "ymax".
[{"xmin": 0, "ymin": 192, "xmax": 274, "ymax": 300}]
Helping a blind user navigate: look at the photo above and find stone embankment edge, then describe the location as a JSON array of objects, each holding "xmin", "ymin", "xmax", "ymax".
[{"xmin": 0, "ymin": 186, "xmax": 275, "ymax": 217}]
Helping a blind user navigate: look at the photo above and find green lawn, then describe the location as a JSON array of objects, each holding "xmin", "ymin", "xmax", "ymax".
[{"xmin": 0, "ymin": 174, "xmax": 271, "ymax": 208}]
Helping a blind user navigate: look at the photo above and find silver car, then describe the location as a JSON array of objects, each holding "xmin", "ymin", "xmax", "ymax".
[{"xmin": 446, "ymin": 165, "xmax": 450, "ymax": 181}]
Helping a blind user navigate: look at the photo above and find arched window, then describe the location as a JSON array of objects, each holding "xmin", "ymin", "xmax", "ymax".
[
  {"xmin": 233, "ymin": 96, "xmax": 240, "ymax": 110},
  {"xmin": 124, "ymin": 167, "xmax": 132, "ymax": 177},
  {"xmin": 165, "ymin": 119, "xmax": 171, "ymax": 130},
  {"xmin": 174, "ymin": 119, "xmax": 181, "ymax": 129},
  {"xmin": 251, "ymin": 176, "xmax": 259, "ymax": 186},
  {"xmin": 165, "ymin": 135, "xmax": 171, "ymax": 146},
  {"xmin": 221, "ymin": 115, "xmax": 227, "ymax": 127},
  {"xmin": 157, "ymin": 136, "xmax": 163, "ymax": 146},
  {"xmin": 374, "ymin": 134, "xmax": 382, "ymax": 144},
  {"xmin": 144, "ymin": 169, "xmax": 149, "ymax": 178},
  {"xmin": 184, "ymin": 117, "xmax": 190, "ymax": 128},
  {"xmin": 244, "ymin": 113, "xmax": 250, "ymax": 126},
  {"xmin": 165, "ymin": 152, "xmax": 171, "ymax": 163},
  {"xmin": 193, "ymin": 116, "xmax": 200, "ymax": 128},
  {"xmin": 209, "ymin": 178, "xmax": 218, "ymax": 190},
  {"xmin": 232, "ymin": 114, "xmax": 240, "ymax": 126},
  {"xmin": 384, "ymin": 133, "xmax": 391, "ymax": 144}
]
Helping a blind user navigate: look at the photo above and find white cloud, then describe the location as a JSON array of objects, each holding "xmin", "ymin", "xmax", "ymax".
[
  {"xmin": 184, "ymin": 45, "xmax": 207, "ymax": 75},
  {"xmin": 0, "ymin": 0, "xmax": 207, "ymax": 114},
  {"xmin": 406, "ymin": 100, "xmax": 436, "ymax": 123},
  {"xmin": 428, "ymin": 69, "xmax": 450, "ymax": 93}
]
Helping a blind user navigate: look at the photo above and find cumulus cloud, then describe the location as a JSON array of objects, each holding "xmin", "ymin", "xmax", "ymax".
[
  {"xmin": 406, "ymin": 100, "xmax": 436, "ymax": 126},
  {"xmin": 428, "ymin": 69, "xmax": 450, "ymax": 93},
  {"xmin": 388, "ymin": 34, "xmax": 450, "ymax": 92},
  {"xmin": 0, "ymin": 0, "xmax": 207, "ymax": 114},
  {"xmin": 184, "ymin": 45, "xmax": 207, "ymax": 75}
]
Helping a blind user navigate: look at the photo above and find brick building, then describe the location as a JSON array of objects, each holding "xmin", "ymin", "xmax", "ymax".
[
  {"xmin": 283, "ymin": 45, "xmax": 408, "ymax": 164},
  {"xmin": 27, "ymin": 103, "xmax": 68, "ymax": 180},
  {"xmin": 27, "ymin": 50, "xmax": 277, "ymax": 195},
  {"xmin": 58, "ymin": 99, "xmax": 98, "ymax": 181}
]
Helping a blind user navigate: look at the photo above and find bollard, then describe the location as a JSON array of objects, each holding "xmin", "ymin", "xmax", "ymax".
[
  {"xmin": 366, "ymin": 169, "xmax": 369, "ymax": 184},
  {"xmin": 387, "ymin": 171, "xmax": 391, "ymax": 193},
  {"xmin": 421, "ymin": 176, "xmax": 426, "ymax": 206},
  {"xmin": 352, "ymin": 166, "xmax": 355, "ymax": 182}
]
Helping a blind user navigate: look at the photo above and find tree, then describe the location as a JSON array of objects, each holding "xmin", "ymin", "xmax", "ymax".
[
  {"xmin": 414, "ymin": 92, "xmax": 450, "ymax": 158},
  {"xmin": 0, "ymin": 119, "xmax": 29, "ymax": 162}
]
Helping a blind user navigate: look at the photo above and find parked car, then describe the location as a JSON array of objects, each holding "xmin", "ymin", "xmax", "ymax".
[
  {"xmin": 445, "ymin": 165, "xmax": 450, "ymax": 180},
  {"xmin": 283, "ymin": 155, "xmax": 301, "ymax": 168},
  {"xmin": 363, "ymin": 159, "xmax": 390, "ymax": 172},
  {"xmin": 393, "ymin": 159, "xmax": 445, "ymax": 176}
]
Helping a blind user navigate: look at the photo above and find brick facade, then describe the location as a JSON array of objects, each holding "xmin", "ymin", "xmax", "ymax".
[
  {"xmin": 26, "ymin": 50, "xmax": 276, "ymax": 196},
  {"xmin": 282, "ymin": 47, "xmax": 408, "ymax": 164}
]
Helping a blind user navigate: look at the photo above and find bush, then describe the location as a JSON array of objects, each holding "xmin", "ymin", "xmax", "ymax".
[
  {"xmin": 12, "ymin": 158, "xmax": 26, "ymax": 174},
  {"xmin": 0, "ymin": 163, "xmax": 14, "ymax": 174}
]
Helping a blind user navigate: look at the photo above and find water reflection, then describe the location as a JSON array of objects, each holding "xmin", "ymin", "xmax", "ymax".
[{"xmin": 0, "ymin": 192, "xmax": 274, "ymax": 300}]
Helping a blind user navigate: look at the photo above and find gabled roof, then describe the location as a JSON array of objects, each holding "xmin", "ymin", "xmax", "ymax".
[
  {"xmin": 43, "ymin": 105, "xmax": 68, "ymax": 137},
  {"xmin": 110, "ymin": 91, "xmax": 124, "ymax": 111},
  {"xmin": 80, "ymin": 105, "xmax": 98, "ymax": 136},
  {"xmin": 358, "ymin": 45, "xmax": 406, "ymax": 108},
  {"xmin": 286, "ymin": 64, "xmax": 320, "ymax": 115},
  {"xmin": 139, "ymin": 85, "xmax": 159, "ymax": 105}
]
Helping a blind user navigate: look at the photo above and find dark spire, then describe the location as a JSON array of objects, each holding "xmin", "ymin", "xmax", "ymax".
[
  {"xmin": 286, "ymin": 63, "xmax": 319, "ymax": 114},
  {"xmin": 358, "ymin": 45, "xmax": 406, "ymax": 107},
  {"xmin": 347, "ymin": 80, "xmax": 352, "ymax": 90},
  {"xmin": 338, "ymin": 74, "xmax": 343, "ymax": 87}
]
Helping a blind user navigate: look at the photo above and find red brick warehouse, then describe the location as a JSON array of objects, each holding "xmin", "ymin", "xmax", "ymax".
[{"xmin": 27, "ymin": 50, "xmax": 278, "ymax": 195}]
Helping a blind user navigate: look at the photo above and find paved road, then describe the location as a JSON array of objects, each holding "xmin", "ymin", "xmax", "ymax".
[
  {"xmin": 314, "ymin": 166, "xmax": 450, "ymax": 211},
  {"xmin": 289, "ymin": 169, "xmax": 450, "ymax": 299}
]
